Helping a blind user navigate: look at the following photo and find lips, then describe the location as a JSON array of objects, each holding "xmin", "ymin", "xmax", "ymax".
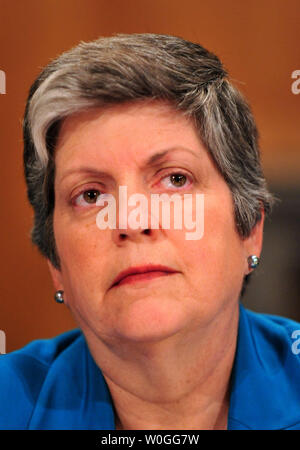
[{"xmin": 111, "ymin": 265, "xmax": 179, "ymax": 288}]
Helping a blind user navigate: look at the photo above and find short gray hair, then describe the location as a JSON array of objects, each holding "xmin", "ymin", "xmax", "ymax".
[{"xmin": 23, "ymin": 33, "xmax": 275, "ymax": 286}]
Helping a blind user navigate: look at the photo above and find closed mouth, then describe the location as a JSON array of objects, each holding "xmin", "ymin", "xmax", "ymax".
[{"xmin": 111, "ymin": 265, "xmax": 179, "ymax": 288}]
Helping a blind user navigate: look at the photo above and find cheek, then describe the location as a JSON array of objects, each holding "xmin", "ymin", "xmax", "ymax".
[
  {"xmin": 53, "ymin": 214, "xmax": 110, "ymax": 293},
  {"xmin": 54, "ymin": 219, "xmax": 113, "ymax": 328},
  {"xmin": 175, "ymin": 193, "xmax": 245, "ymax": 296},
  {"xmin": 210, "ymin": 218, "xmax": 245, "ymax": 299}
]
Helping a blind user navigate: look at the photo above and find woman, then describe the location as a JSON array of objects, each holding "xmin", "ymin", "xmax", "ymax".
[{"xmin": 1, "ymin": 33, "xmax": 299, "ymax": 430}]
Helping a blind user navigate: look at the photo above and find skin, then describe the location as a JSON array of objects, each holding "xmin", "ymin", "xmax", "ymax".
[{"xmin": 48, "ymin": 100, "xmax": 264, "ymax": 430}]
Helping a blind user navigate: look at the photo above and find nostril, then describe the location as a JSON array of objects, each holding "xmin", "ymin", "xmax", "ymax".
[{"xmin": 119, "ymin": 229, "xmax": 151, "ymax": 240}]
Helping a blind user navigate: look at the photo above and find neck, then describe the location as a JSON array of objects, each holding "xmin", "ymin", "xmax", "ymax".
[{"xmin": 84, "ymin": 302, "xmax": 239, "ymax": 430}]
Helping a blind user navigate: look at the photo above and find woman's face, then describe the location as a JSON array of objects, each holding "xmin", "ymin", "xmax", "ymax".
[{"xmin": 49, "ymin": 100, "xmax": 263, "ymax": 344}]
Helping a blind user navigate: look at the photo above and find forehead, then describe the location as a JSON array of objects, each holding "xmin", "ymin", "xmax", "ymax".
[{"xmin": 55, "ymin": 100, "xmax": 199, "ymax": 153}]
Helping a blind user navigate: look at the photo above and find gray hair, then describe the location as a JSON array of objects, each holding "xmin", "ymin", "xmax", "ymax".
[{"xmin": 23, "ymin": 33, "xmax": 275, "ymax": 293}]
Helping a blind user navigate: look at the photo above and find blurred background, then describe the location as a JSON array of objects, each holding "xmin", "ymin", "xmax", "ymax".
[{"xmin": 0, "ymin": 0, "xmax": 299, "ymax": 352}]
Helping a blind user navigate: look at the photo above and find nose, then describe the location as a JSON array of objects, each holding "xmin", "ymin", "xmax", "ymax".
[
  {"xmin": 115, "ymin": 227, "xmax": 156, "ymax": 243},
  {"xmin": 111, "ymin": 184, "xmax": 162, "ymax": 245}
]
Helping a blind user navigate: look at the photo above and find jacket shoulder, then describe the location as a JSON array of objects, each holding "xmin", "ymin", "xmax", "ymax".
[
  {"xmin": 242, "ymin": 306, "xmax": 300, "ymax": 365},
  {"xmin": 229, "ymin": 305, "xmax": 300, "ymax": 429},
  {"xmin": 0, "ymin": 329, "xmax": 81, "ymax": 429},
  {"xmin": 244, "ymin": 306, "xmax": 300, "ymax": 347}
]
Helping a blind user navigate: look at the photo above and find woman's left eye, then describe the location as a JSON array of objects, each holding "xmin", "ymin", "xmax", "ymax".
[{"xmin": 160, "ymin": 172, "xmax": 191, "ymax": 189}]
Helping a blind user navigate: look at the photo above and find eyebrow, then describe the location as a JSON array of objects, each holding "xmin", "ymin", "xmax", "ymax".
[
  {"xmin": 58, "ymin": 146, "xmax": 200, "ymax": 183},
  {"xmin": 144, "ymin": 146, "xmax": 199, "ymax": 166}
]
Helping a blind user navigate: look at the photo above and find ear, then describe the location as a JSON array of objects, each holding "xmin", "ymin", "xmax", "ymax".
[
  {"xmin": 47, "ymin": 259, "xmax": 64, "ymax": 292},
  {"xmin": 243, "ymin": 207, "xmax": 265, "ymax": 275}
]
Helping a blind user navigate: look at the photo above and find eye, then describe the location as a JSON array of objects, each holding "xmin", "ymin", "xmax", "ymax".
[
  {"xmin": 160, "ymin": 172, "xmax": 191, "ymax": 189},
  {"xmin": 73, "ymin": 189, "xmax": 102, "ymax": 207}
]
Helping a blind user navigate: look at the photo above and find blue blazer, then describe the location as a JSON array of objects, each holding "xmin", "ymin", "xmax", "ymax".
[{"xmin": 0, "ymin": 303, "xmax": 300, "ymax": 430}]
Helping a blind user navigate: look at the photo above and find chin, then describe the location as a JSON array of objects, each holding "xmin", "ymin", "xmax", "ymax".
[{"xmin": 111, "ymin": 296, "xmax": 189, "ymax": 343}]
